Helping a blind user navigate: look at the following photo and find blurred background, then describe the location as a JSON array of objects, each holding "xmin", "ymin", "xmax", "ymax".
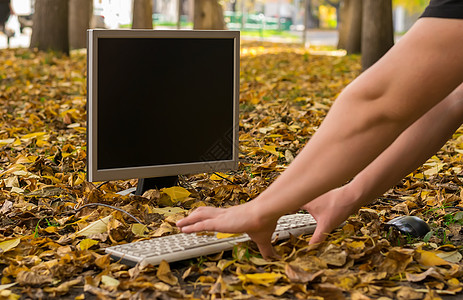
[{"xmin": 1, "ymin": 0, "xmax": 428, "ymax": 50}]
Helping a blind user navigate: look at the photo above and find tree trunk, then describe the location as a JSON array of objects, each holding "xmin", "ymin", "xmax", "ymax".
[
  {"xmin": 337, "ymin": 0, "xmax": 348, "ymax": 48},
  {"xmin": 361, "ymin": 0, "xmax": 394, "ymax": 70},
  {"xmin": 69, "ymin": 0, "xmax": 92, "ymax": 49},
  {"xmin": 337, "ymin": 0, "xmax": 362, "ymax": 54},
  {"xmin": 177, "ymin": 0, "xmax": 182, "ymax": 29},
  {"xmin": 194, "ymin": 0, "xmax": 227, "ymax": 30},
  {"xmin": 30, "ymin": 0, "xmax": 69, "ymax": 55},
  {"xmin": 132, "ymin": 0, "xmax": 153, "ymax": 29}
]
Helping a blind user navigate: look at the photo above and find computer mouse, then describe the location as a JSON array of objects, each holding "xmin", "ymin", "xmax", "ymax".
[{"xmin": 386, "ymin": 215, "xmax": 430, "ymax": 237}]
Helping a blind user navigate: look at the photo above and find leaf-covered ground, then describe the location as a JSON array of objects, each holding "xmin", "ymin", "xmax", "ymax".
[{"xmin": 1, "ymin": 42, "xmax": 463, "ymax": 299}]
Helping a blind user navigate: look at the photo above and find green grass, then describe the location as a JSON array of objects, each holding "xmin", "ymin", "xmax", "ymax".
[
  {"xmin": 240, "ymin": 29, "xmax": 298, "ymax": 39},
  {"xmin": 119, "ymin": 23, "xmax": 297, "ymax": 40}
]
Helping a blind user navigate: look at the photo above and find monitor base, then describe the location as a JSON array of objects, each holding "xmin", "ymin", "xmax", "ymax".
[{"xmin": 135, "ymin": 176, "xmax": 179, "ymax": 195}]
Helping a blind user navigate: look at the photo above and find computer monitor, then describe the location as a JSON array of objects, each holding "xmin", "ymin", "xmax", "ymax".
[{"xmin": 87, "ymin": 29, "xmax": 240, "ymax": 194}]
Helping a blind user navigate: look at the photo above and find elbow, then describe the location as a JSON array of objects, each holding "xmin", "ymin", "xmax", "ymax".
[{"xmin": 336, "ymin": 90, "xmax": 417, "ymax": 136}]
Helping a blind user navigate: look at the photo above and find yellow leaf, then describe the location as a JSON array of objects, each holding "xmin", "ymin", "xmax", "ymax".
[
  {"xmin": 101, "ymin": 275, "xmax": 119, "ymax": 287},
  {"xmin": 190, "ymin": 201, "xmax": 206, "ymax": 209},
  {"xmin": 347, "ymin": 240, "xmax": 365, "ymax": 250},
  {"xmin": 0, "ymin": 237, "xmax": 21, "ymax": 252},
  {"xmin": 66, "ymin": 123, "xmax": 81, "ymax": 128},
  {"xmin": 41, "ymin": 175, "xmax": 61, "ymax": 184},
  {"xmin": 10, "ymin": 187, "xmax": 24, "ymax": 194},
  {"xmin": 76, "ymin": 215, "xmax": 112, "ymax": 237},
  {"xmin": 0, "ymin": 139, "xmax": 15, "ymax": 146},
  {"xmin": 131, "ymin": 224, "xmax": 149, "ymax": 237},
  {"xmin": 216, "ymin": 232, "xmax": 242, "ymax": 239},
  {"xmin": 161, "ymin": 186, "xmax": 190, "ymax": 203},
  {"xmin": 261, "ymin": 145, "xmax": 281, "ymax": 157},
  {"xmin": 44, "ymin": 226, "xmax": 58, "ymax": 234},
  {"xmin": 60, "ymin": 108, "xmax": 78, "ymax": 118},
  {"xmin": 0, "ymin": 282, "xmax": 17, "ymax": 291},
  {"xmin": 72, "ymin": 127, "xmax": 86, "ymax": 133},
  {"xmin": 21, "ymin": 132, "xmax": 47, "ymax": 140},
  {"xmin": 79, "ymin": 239, "xmax": 99, "ymax": 250},
  {"xmin": 157, "ymin": 260, "xmax": 178, "ymax": 285},
  {"xmin": 274, "ymin": 285, "xmax": 292, "ymax": 296},
  {"xmin": 423, "ymin": 156, "xmax": 445, "ymax": 176},
  {"xmin": 336, "ymin": 275, "xmax": 357, "ymax": 289},
  {"xmin": 12, "ymin": 170, "xmax": 39, "ymax": 178},
  {"xmin": 217, "ymin": 259, "xmax": 235, "ymax": 271},
  {"xmin": 35, "ymin": 139, "xmax": 49, "ymax": 147},
  {"xmin": 238, "ymin": 272, "xmax": 282, "ymax": 287},
  {"xmin": 210, "ymin": 172, "xmax": 230, "ymax": 181},
  {"xmin": 152, "ymin": 207, "xmax": 186, "ymax": 216},
  {"xmin": 448, "ymin": 278, "xmax": 460, "ymax": 288},
  {"xmin": 416, "ymin": 249, "xmax": 451, "ymax": 266}
]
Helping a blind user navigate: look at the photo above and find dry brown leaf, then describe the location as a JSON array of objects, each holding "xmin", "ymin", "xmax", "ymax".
[
  {"xmin": 285, "ymin": 263, "xmax": 323, "ymax": 283},
  {"xmin": 406, "ymin": 268, "xmax": 445, "ymax": 282},
  {"xmin": 396, "ymin": 286, "xmax": 423, "ymax": 300},
  {"xmin": 156, "ymin": 260, "xmax": 178, "ymax": 285},
  {"xmin": 319, "ymin": 244, "xmax": 347, "ymax": 267}
]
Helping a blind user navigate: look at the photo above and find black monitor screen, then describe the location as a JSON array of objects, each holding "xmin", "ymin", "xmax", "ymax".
[{"xmin": 96, "ymin": 37, "xmax": 235, "ymax": 170}]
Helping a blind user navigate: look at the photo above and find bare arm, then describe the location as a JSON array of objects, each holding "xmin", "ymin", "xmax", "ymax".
[
  {"xmin": 178, "ymin": 18, "xmax": 463, "ymax": 258},
  {"xmin": 305, "ymin": 82, "xmax": 463, "ymax": 244}
]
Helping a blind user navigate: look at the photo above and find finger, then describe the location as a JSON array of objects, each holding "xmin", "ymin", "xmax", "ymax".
[
  {"xmin": 248, "ymin": 232, "xmax": 277, "ymax": 260},
  {"xmin": 256, "ymin": 241, "xmax": 278, "ymax": 259},
  {"xmin": 176, "ymin": 207, "xmax": 222, "ymax": 228},
  {"xmin": 179, "ymin": 219, "xmax": 218, "ymax": 233},
  {"xmin": 308, "ymin": 226, "xmax": 329, "ymax": 245}
]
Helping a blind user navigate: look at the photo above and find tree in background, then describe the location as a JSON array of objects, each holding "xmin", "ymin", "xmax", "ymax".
[
  {"xmin": 30, "ymin": 0, "xmax": 69, "ymax": 55},
  {"xmin": 336, "ymin": 0, "xmax": 393, "ymax": 70},
  {"xmin": 133, "ymin": 0, "xmax": 153, "ymax": 29},
  {"xmin": 69, "ymin": 0, "xmax": 92, "ymax": 49},
  {"xmin": 362, "ymin": 0, "xmax": 393, "ymax": 69},
  {"xmin": 337, "ymin": 0, "xmax": 362, "ymax": 53},
  {"xmin": 305, "ymin": 0, "xmax": 320, "ymax": 29},
  {"xmin": 194, "ymin": 0, "xmax": 227, "ymax": 29}
]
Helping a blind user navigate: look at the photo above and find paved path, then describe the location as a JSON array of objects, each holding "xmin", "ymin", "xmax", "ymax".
[{"xmin": 0, "ymin": 28, "xmax": 339, "ymax": 50}]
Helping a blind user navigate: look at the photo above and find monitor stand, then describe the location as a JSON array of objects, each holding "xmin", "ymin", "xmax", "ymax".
[
  {"xmin": 115, "ymin": 176, "xmax": 179, "ymax": 196},
  {"xmin": 134, "ymin": 176, "xmax": 179, "ymax": 195}
]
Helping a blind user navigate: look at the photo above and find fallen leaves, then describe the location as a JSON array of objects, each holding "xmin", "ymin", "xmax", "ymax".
[
  {"xmin": 0, "ymin": 42, "xmax": 462, "ymax": 299},
  {"xmin": 0, "ymin": 237, "xmax": 20, "ymax": 252},
  {"xmin": 76, "ymin": 215, "xmax": 112, "ymax": 237}
]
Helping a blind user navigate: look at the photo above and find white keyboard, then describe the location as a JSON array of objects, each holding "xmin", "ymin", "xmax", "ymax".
[{"xmin": 105, "ymin": 213, "xmax": 317, "ymax": 266}]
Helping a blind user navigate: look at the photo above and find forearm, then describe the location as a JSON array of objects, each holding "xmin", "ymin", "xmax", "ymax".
[
  {"xmin": 346, "ymin": 83, "xmax": 463, "ymax": 209},
  {"xmin": 253, "ymin": 19, "xmax": 463, "ymax": 219},
  {"xmin": 254, "ymin": 91, "xmax": 415, "ymax": 216}
]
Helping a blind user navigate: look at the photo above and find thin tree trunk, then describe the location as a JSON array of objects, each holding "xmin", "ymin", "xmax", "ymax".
[
  {"xmin": 69, "ymin": 0, "xmax": 92, "ymax": 49},
  {"xmin": 194, "ymin": 0, "xmax": 227, "ymax": 30},
  {"xmin": 30, "ymin": 0, "xmax": 69, "ymax": 55},
  {"xmin": 133, "ymin": 0, "xmax": 153, "ymax": 29},
  {"xmin": 337, "ymin": 0, "xmax": 348, "ymax": 49},
  {"xmin": 177, "ymin": 0, "xmax": 182, "ymax": 29},
  {"xmin": 337, "ymin": 0, "xmax": 362, "ymax": 54},
  {"xmin": 361, "ymin": 0, "xmax": 394, "ymax": 70}
]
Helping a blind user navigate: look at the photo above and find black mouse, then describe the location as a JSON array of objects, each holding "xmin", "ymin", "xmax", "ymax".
[{"xmin": 386, "ymin": 216, "xmax": 430, "ymax": 237}]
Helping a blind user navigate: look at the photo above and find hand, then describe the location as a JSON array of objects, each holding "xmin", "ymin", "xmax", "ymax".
[
  {"xmin": 176, "ymin": 202, "xmax": 280, "ymax": 259},
  {"xmin": 300, "ymin": 187, "xmax": 356, "ymax": 244}
]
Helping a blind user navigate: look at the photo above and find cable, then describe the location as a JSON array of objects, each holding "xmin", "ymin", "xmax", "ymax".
[{"xmin": 74, "ymin": 202, "xmax": 143, "ymax": 224}]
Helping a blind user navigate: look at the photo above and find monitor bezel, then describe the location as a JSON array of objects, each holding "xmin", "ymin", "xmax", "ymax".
[{"xmin": 87, "ymin": 29, "xmax": 240, "ymax": 182}]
